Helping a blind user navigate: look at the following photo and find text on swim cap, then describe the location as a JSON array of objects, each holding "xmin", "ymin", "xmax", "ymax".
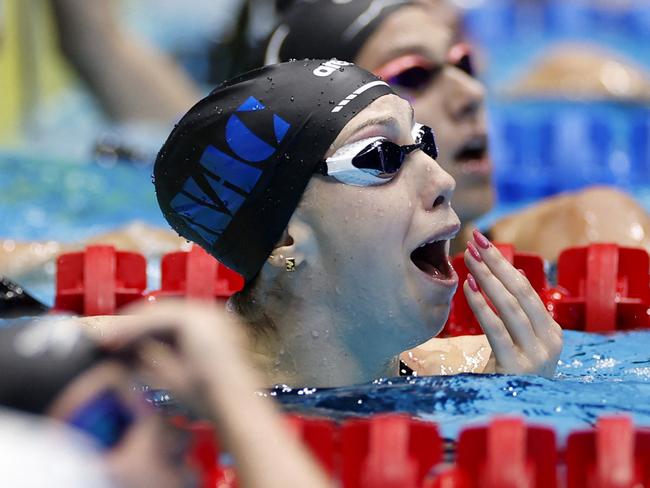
[
  {"xmin": 170, "ymin": 97, "xmax": 291, "ymax": 246},
  {"xmin": 313, "ymin": 59, "xmax": 353, "ymax": 77}
]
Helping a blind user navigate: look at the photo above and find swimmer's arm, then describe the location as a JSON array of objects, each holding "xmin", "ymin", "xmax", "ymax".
[
  {"xmin": 0, "ymin": 223, "xmax": 185, "ymax": 279},
  {"xmin": 401, "ymin": 335, "xmax": 494, "ymax": 375},
  {"xmin": 0, "ymin": 240, "xmax": 65, "ymax": 278},
  {"xmin": 490, "ymin": 186, "xmax": 650, "ymax": 262},
  {"xmin": 50, "ymin": 0, "xmax": 200, "ymax": 122},
  {"xmin": 89, "ymin": 304, "xmax": 332, "ymax": 488}
]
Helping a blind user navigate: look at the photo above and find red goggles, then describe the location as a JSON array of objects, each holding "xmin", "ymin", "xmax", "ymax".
[{"xmin": 374, "ymin": 43, "xmax": 475, "ymax": 93}]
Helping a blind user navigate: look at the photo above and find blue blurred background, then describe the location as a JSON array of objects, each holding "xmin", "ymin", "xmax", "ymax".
[
  {"xmin": 1, "ymin": 0, "xmax": 650, "ymax": 236},
  {"xmin": 466, "ymin": 0, "xmax": 650, "ymax": 205}
]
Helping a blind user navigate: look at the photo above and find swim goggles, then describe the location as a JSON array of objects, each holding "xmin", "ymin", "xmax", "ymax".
[
  {"xmin": 316, "ymin": 123, "xmax": 438, "ymax": 186},
  {"xmin": 66, "ymin": 389, "xmax": 135, "ymax": 450},
  {"xmin": 375, "ymin": 43, "xmax": 475, "ymax": 93}
]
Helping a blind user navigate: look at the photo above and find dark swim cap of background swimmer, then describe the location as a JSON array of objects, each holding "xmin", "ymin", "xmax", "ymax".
[
  {"xmin": 154, "ymin": 59, "xmax": 393, "ymax": 282},
  {"xmin": 0, "ymin": 276, "xmax": 50, "ymax": 318},
  {"xmin": 0, "ymin": 319, "xmax": 105, "ymax": 414},
  {"xmin": 264, "ymin": 0, "xmax": 416, "ymax": 65}
]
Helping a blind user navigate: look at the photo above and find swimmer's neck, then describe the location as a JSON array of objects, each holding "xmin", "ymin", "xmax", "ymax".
[{"xmin": 241, "ymin": 283, "xmax": 399, "ymax": 388}]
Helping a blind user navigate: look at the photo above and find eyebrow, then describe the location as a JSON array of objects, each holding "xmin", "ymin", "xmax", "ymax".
[
  {"xmin": 327, "ymin": 104, "xmax": 415, "ymax": 158},
  {"xmin": 349, "ymin": 115, "xmax": 402, "ymax": 138}
]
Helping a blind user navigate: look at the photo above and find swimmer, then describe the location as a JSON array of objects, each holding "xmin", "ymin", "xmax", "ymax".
[
  {"xmin": 0, "ymin": 306, "xmax": 331, "ymax": 488},
  {"xmin": 264, "ymin": 0, "xmax": 650, "ymax": 259},
  {"xmin": 50, "ymin": 0, "xmax": 200, "ymax": 122},
  {"xmin": 262, "ymin": 0, "xmax": 650, "ymax": 374},
  {"xmin": 6, "ymin": 0, "xmax": 649, "ymax": 279},
  {"xmin": 153, "ymin": 59, "xmax": 563, "ymax": 386}
]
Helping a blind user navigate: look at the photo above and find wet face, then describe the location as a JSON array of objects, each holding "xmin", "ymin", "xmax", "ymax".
[
  {"xmin": 355, "ymin": 5, "xmax": 494, "ymax": 222},
  {"xmin": 293, "ymin": 95, "xmax": 460, "ymax": 358},
  {"xmin": 48, "ymin": 362, "xmax": 193, "ymax": 488}
]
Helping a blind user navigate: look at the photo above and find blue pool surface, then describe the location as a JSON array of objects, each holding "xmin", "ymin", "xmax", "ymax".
[{"xmin": 270, "ymin": 330, "xmax": 650, "ymax": 441}]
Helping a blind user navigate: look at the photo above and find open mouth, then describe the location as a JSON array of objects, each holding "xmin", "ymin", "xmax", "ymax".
[
  {"xmin": 453, "ymin": 136, "xmax": 491, "ymax": 175},
  {"xmin": 410, "ymin": 240, "xmax": 454, "ymax": 281}
]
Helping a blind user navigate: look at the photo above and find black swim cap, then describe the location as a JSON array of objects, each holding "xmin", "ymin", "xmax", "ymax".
[
  {"xmin": 1, "ymin": 276, "xmax": 49, "ymax": 318},
  {"xmin": 0, "ymin": 319, "xmax": 105, "ymax": 414},
  {"xmin": 154, "ymin": 59, "xmax": 393, "ymax": 282},
  {"xmin": 264, "ymin": 0, "xmax": 416, "ymax": 65}
]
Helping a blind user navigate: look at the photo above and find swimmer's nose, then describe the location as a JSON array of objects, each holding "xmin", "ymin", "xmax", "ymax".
[
  {"xmin": 435, "ymin": 168, "xmax": 455, "ymax": 210},
  {"xmin": 443, "ymin": 67, "xmax": 485, "ymax": 125},
  {"xmin": 423, "ymin": 158, "xmax": 456, "ymax": 211}
]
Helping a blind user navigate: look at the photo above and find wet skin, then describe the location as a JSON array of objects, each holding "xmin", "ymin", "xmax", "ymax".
[
  {"xmin": 259, "ymin": 94, "xmax": 461, "ymax": 385},
  {"xmin": 256, "ymin": 94, "xmax": 561, "ymax": 385}
]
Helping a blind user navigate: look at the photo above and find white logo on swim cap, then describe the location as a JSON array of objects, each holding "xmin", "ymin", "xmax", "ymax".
[
  {"xmin": 313, "ymin": 59, "xmax": 353, "ymax": 77},
  {"xmin": 331, "ymin": 80, "xmax": 390, "ymax": 113}
]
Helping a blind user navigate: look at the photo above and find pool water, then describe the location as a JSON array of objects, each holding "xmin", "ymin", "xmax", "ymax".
[{"xmin": 271, "ymin": 330, "xmax": 650, "ymax": 441}]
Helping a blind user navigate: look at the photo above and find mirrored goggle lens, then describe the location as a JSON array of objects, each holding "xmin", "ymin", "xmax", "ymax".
[
  {"xmin": 351, "ymin": 140, "xmax": 405, "ymax": 176},
  {"xmin": 415, "ymin": 125, "xmax": 438, "ymax": 160}
]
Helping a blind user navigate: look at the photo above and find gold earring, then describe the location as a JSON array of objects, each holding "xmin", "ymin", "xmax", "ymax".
[{"xmin": 285, "ymin": 257, "xmax": 296, "ymax": 272}]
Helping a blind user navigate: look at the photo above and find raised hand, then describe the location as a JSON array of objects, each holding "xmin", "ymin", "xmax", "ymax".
[{"xmin": 464, "ymin": 230, "xmax": 563, "ymax": 377}]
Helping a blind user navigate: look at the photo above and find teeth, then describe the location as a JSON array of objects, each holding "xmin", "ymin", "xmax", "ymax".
[{"xmin": 419, "ymin": 239, "xmax": 442, "ymax": 248}]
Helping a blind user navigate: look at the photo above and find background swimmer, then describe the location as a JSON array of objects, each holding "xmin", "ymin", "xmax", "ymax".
[
  {"xmin": 154, "ymin": 60, "xmax": 562, "ymax": 387},
  {"xmin": 0, "ymin": 303, "xmax": 331, "ymax": 488}
]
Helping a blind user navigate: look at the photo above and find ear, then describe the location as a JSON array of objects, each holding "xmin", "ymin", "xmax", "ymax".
[{"xmin": 267, "ymin": 214, "xmax": 317, "ymax": 271}]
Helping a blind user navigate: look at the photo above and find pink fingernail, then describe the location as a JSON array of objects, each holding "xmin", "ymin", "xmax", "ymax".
[
  {"xmin": 467, "ymin": 241, "xmax": 482, "ymax": 262},
  {"xmin": 517, "ymin": 268, "xmax": 526, "ymax": 277},
  {"xmin": 467, "ymin": 273, "xmax": 479, "ymax": 292},
  {"xmin": 473, "ymin": 229, "xmax": 491, "ymax": 249}
]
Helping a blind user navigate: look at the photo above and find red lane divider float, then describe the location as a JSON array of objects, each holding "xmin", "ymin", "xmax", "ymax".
[
  {"xmin": 52, "ymin": 243, "xmax": 650, "ymax": 333},
  {"xmin": 443, "ymin": 243, "xmax": 650, "ymax": 336},
  {"xmin": 186, "ymin": 421, "xmax": 238, "ymax": 488},
  {"xmin": 343, "ymin": 414, "xmax": 441, "ymax": 488},
  {"xmin": 54, "ymin": 245, "xmax": 146, "ymax": 316},
  {"xmin": 566, "ymin": 416, "xmax": 650, "ymax": 488},
  {"xmin": 433, "ymin": 417, "xmax": 558, "ymax": 488},
  {"xmin": 553, "ymin": 244, "xmax": 650, "ymax": 332},
  {"xmin": 146, "ymin": 245, "xmax": 244, "ymax": 302},
  {"xmin": 53, "ymin": 245, "xmax": 245, "ymax": 316},
  {"xmin": 286, "ymin": 414, "xmax": 338, "ymax": 477},
  {"xmin": 177, "ymin": 414, "xmax": 650, "ymax": 488}
]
